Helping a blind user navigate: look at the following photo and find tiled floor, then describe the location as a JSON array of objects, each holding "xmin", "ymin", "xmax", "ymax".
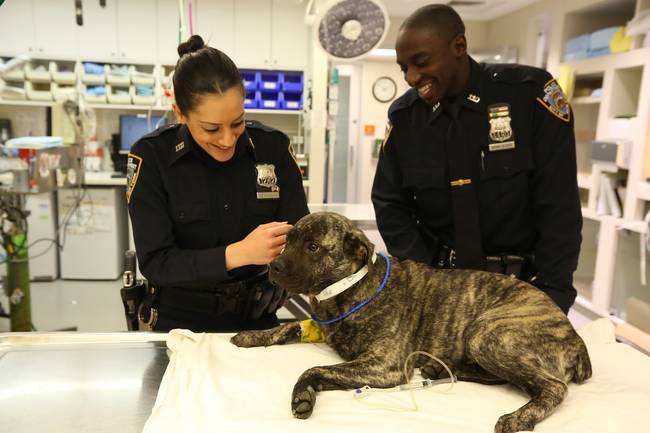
[{"xmin": 1, "ymin": 278, "xmax": 593, "ymax": 333}]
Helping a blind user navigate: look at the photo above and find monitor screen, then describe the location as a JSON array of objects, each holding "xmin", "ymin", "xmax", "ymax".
[{"xmin": 119, "ymin": 114, "xmax": 166, "ymax": 153}]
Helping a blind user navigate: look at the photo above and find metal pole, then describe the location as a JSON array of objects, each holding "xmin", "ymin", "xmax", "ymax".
[{"xmin": 5, "ymin": 225, "xmax": 32, "ymax": 332}]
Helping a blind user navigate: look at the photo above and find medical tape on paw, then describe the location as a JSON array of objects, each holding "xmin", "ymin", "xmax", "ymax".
[{"xmin": 300, "ymin": 319, "xmax": 325, "ymax": 343}]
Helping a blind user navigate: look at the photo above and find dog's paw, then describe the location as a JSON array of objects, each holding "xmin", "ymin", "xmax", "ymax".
[
  {"xmin": 494, "ymin": 412, "xmax": 535, "ymax": 433},
  {"xmin": 291, "ymin": 382, "xmax": 316, "ymax": 419},
  {"xmin": 421, "ymin": 362, "xmax": 449, "ymax": 380},
  {"xmin": 230, "ymin": 330, "xmax": 265, "ymax": 348}
]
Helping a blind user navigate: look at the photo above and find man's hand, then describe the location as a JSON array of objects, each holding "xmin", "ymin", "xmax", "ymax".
[{"xmin": 225, "ymin": 222, "xmax": 292, "ymax": 270}]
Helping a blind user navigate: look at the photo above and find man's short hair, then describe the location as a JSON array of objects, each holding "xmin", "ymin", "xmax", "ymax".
[{"xmin": 400, "ymin": 4, "xmax": 465, "ymax": 42}]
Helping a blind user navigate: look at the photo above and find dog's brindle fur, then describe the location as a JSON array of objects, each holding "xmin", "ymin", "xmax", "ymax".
[{"xmin": 231, "ymin": 212, "xmax": 592, "ymax": 433}]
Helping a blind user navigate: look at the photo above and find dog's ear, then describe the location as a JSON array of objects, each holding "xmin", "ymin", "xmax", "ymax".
[{"xmin": 343, "ymin": 227, "xmax": 373, "ymax": 264}]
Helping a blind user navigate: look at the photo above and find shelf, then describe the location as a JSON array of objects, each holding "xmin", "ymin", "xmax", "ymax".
[
  {"xmin": 88, "ymin": 103, "xmax": 168, "ymax": 111},
  {"xmin": 246, "ymin": 109, "xmax": 302, "ymax": 115},
  {"xmin": 0, "ymin": 99, "xmax": 55, "ymax": 107},
  {"xmin": 563, "ymin": 47, "xmax": 650, "ymax": 76},
  {"xmin": 572, "ymin": 96, "xmax": 601, "ymax": 105},
  {"xmin": 617, "ymin": 219, "xmax": 647, "ymax": 234}
]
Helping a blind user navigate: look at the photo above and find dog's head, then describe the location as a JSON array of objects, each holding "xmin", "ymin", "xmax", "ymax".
[{"xmin": 269, "ymin": 212, "xmax": 375, "ymax": 295}]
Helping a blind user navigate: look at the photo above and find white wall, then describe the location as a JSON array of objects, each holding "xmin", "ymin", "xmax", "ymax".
[{"xmin": 354, "ymin": 59, "xmax": 410, "ymax": 204}]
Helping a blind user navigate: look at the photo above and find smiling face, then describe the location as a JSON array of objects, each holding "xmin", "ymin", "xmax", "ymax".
[
  {"xmin": 173, "ymin": 87, "xmax": 246, "ymax": 162},
  {"xmin": 396, "ymin": 27, "xmax": 467, "ymax": 106}
]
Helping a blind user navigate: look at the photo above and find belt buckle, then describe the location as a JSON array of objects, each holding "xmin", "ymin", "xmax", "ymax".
[{"xmin": 449, "ymin": 249, "xmax": 456, "ymax": 268}]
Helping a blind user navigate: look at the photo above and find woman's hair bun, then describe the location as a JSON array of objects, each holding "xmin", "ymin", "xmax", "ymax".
[{"xmin": 177, "ymin": 34, "xmax": 206, "ymax": 57}]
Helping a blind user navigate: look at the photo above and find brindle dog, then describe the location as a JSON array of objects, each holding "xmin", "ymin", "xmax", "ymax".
[{"xmin": 231, "ymin": 212, "xmax": 591, "ymax": 433}]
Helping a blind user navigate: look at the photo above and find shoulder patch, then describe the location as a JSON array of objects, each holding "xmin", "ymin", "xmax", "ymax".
[
  {"xmin": 126, "ymin": 153, "xmax": 143, "ymax": 204},
  {"xmin": 536, "ymin": 79, "xmax": 571, "ymax": 122}
]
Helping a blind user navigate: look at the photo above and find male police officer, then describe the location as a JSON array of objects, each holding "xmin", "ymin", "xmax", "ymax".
[{"xmin": 371, "ymin": 5, "xmax": 582, "ymax": 314}]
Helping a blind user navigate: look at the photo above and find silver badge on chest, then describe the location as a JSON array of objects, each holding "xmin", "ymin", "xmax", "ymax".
[
  {"xmin": 487, "ymin": 103, "xmax": 515, "ymax": 152},
  {"xmin": 256, "ymin": 163, "xmax": 280, "ymax": 199}
]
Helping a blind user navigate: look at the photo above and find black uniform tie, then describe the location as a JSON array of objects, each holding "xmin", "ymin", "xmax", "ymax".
[{"xmin": 444, "ymin": 102, "xmax": 485, "ymax": 270}]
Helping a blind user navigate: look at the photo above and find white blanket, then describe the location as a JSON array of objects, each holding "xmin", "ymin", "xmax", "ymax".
[{"xmin": 142, "ymin": 319, "xmax": 650, "ymax": 433}]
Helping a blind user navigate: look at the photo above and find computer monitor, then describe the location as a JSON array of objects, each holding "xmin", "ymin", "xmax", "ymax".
[{"xmin": 119, "ymin": 114, "xmax": 166, "ymax": 154}]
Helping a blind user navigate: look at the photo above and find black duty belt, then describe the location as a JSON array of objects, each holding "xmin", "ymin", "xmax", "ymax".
[
  {"xmin": 156, "ymin": 271, "xmax": 271, "ymax": 316},
  {"xmin": 435, "ymin": 244, "xmax": 531, "ymax": 279}
]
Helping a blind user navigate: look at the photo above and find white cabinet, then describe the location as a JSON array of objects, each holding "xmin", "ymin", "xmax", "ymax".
[
  {"xmin": 0, "ymin": 0, "xmax": 77, "ymax": 59},
  {"xmin": 77, "ymin": 0, "xmax": 118, "ymax": 60},
  {"xmin": 156, "ymin": 0, "xmax": 181, "ymax": 65},
  {"xmin": 0, "ymin": 0, "xmax": 35, "ymax": 57},
  {"xmin": 234, "ymin": 0, "xmax": 272, "ymax": 68},
  {"xmin": 271, "ymin": 0, "xmax": 308, "ymax": 70},
  {"xmin": 32, "ymin": 0, "xmax": 78, "ymax": 60},
  {"xmin": 195, "ymin": 0, "xmax": 235, "ymax": 58},
  {"xmin": 232, "ymin": 0, "xmax": 306, "ymax": 70},
  {"xmin": 116, "ymin": 0, "xmax": 157, "ymax": 63}
]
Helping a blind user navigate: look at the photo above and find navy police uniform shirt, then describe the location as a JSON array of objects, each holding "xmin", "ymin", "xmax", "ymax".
[
  {"xmin": 371, "ymin": 57, "xmax": 582, "ymax": 312},
  {"xmin": 127, "ymin": 120, "xmax": 309, "ymax": 288}
]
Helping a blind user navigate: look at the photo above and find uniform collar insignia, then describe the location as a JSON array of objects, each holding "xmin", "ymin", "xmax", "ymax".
[
  {"xmin": 468, "ymin": 94, "xmax": 480, "ymax": 103},
  {"xmin": 432, "ymin": 102, "xmax": 441, "ymax": 112},
  {"xmin": 175, "ymin": 141, "xmax": 185, "ymax": 152}
]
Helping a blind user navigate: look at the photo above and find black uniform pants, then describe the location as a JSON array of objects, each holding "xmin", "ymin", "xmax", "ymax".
[{"xmin": 152, "ymin": 306, "xmax": 279, "ymax": 333}]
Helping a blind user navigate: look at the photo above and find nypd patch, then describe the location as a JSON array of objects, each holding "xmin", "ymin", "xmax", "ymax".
[
  {"xmin": 126, "ymin": 153, "xmax": 143, "ymax": 204},
  {"xmin": 537, "ymin": 79, "xmax": 571, "ymax": 122}
]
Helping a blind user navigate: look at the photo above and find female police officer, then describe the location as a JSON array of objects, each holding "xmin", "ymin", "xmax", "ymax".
[{"xmin": 127, "ymin": 35, "xmax": 309, "ymax": 332}]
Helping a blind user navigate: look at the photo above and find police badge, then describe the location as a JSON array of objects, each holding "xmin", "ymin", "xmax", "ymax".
[
  {"xmin": 256, "ymin": 163, "xmax": 280, "ymax": 199},
  {"xmin": 537, "ymin": 79, "xmax": 571, "ymax": 122},
  {"xmin": 487, "ymin": 104, "xmax": 516, "ymax": 152},
  {"xmin": 126, "ymin": 153, "xmax": 142, "ymax": 203}
]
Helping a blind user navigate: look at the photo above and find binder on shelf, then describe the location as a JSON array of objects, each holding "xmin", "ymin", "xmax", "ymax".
[
  {"xmin": 597, "ymin": 174, "xmax": 622, "ymax": 218},
  {"xmin": 50, "ymin": 61, "xmax": 77, "ymax": 85}
]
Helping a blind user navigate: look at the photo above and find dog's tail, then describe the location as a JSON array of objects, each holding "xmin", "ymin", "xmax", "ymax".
[{"xmin": 572, "ymin": 340, "xmax": 592, "ymax": 383}]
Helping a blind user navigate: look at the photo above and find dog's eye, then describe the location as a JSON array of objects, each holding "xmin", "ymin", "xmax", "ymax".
[{"xmin": 308, "ymin": 242, "xmax": 319, "ymax": 253}]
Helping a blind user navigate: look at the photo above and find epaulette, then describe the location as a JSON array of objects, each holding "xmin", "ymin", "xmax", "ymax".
[
  {"xmin": 483, "ymin": 63, "xmax": 552, "ymax": 85},
  {"xmin": 388, "ymin": 88, "xmax": 419, "ymax": 117},
  {"xmin": 140, "ymin": 122, "xmax": 180, "ymax": 140}
]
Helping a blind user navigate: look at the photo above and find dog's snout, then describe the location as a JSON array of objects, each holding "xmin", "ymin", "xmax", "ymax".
[{"xmin": 270, "ymin": 258, "xmax": 285, "ymax": 275}]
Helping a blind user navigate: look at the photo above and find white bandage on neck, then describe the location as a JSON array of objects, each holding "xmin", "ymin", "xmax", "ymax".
[{"xmin": 315, "ymin": 254, "xmax": 377, "ymax": 302}]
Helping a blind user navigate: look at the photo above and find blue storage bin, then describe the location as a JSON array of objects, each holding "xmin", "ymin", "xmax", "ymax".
[
  {"xmin": 240, "ymin": 70, "xmax": 259, "ymax": 91},
  {"xmin": 563, "ymin": 34, "xmax": 590, "ymax": 62},
  {"xmin": 244, "ymin": 89, "xmax": 259, "ymax": 109},
  {"xmin": 259, "ymin": 90, "xmax": 280, "ymax": 109},
  {"xmin": 281, "ymin": 92, "xmax": 302, "ymax": 110},
  {"xmin": 281, "ymin": 72, "xmax": 304, "ymax": 93},
  {"xmin": 588, "ymin": 26, "xmax": 620, "ymax": 58},
  {"xmin": 259, "ymin": 71, "xmax": 281, "ymax": 91}
]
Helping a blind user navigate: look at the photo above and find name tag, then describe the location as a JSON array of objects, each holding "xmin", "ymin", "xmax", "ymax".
[{"xmin": 488, "ymin": 141, "xmax": 516, "ymax": 152}]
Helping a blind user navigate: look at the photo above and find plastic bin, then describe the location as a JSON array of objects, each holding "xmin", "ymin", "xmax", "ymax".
[
  {"xmin": 240, "ymin": 70, "xmax": 259, "ymax": 91},
  {"xmin": 50, "ymin": 60, "xmax": 77, "ymax": 84},
  {"xmin": 259, "ymin": 90, "xmax": 280, "ymax": 109},
  {"xmin": 259, "ymin": 71, "xmax": 281, "ymax": 91},
  {"xmin": 130, "ymin": 64, "xmax": 156, "ymax": 85},
  {"xmin": 244, "ymin": 89, "xmax": 259, "ymax": 109},
  {"xmin": 83, "ymin": 84, "xmax": 107, "ymax": 103},
  {"xmin": 81, "ymin": 62, "xmax": 106, "ymax": 84},
  {"xmin": 24, "ymin": 60, "xmax": 51, "ymax": 83},
  {"xmin": 107, "ymin": 84, "xmax": 132, "ymax": 104},
  {"xmin": 2, "ymin": 80, "xmax": 26, "ymax": 100},
  {"xmin": 1, "ymin": 57, "xmax": 25, "ymax": 81},
  {"xmin": 52, "ymin": 82, "xmax": 77, "ymax": 101},
  {"xmin": 26, "ymin": 81, "xmax": 53, "ymax": 101},
  {"xmin": 281, "ymin": 72, "xmax": 303, "ymax": 93},
  {"xmin": 564, "ymin": 34, "xmax": 590, "ymax": 62},
  {"xmin": 588, "ymin": 26, "xmax": 620, "ymax": 58},
  {"xmin": 131, "ymin": 84, "xmax": 156, "ymax": 105},
  {"xmin": 281, "ymin": 92, "xmax": 302, "ymax": 110},
  {"xmin": 106, "ymin": 64, "xmax": 131, "ymax": 85}
]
